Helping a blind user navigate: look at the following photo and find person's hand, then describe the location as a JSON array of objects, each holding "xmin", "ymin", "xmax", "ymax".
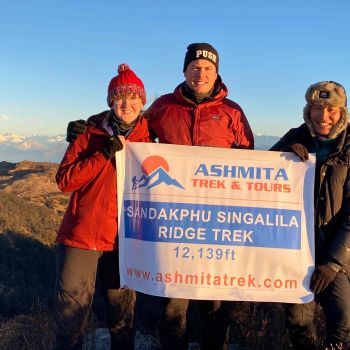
[
  {"xmin": 102, "ymin": 136, "xmax": 124, "ymax": 160},
  {"xmin": 66, "ymin": 120, "xmax": 88, "ymax": 143},
  {"xmin": 310, "ymin": 264, "xmax": 337, "ymax": 294},
  {"xmin": 289, "ymin": 143, "xmax": 309, "ymax": 161}
]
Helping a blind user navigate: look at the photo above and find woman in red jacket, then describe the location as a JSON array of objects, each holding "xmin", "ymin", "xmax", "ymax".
[{"xmin": 53, "ymin": 64, "xmax": 151, "ymax": 350}]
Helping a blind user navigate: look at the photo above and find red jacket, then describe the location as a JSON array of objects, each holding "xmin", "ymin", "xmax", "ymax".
[
  {"xmin": 145, "ymin": 78, "xmax": 254, "ymax": 149},
  {"xmin": 56, "ymin": 112, "xmax": 151, "ymax": 251}
]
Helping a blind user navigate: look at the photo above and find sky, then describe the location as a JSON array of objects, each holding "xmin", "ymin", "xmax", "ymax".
[{"xmin": 0, "ymin": 0, "xmax": 349, "ymax": 137}]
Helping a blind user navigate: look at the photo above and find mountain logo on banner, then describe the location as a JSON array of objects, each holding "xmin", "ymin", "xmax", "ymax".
[{"xmin": 131, "ymin": 155, "xmax": 185, "ymax": 190}]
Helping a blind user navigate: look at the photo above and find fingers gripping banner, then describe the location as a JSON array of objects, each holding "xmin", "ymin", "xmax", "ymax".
[{"xmin": 116, "ymin": 143, "xmax": 315, "ymax": 303}]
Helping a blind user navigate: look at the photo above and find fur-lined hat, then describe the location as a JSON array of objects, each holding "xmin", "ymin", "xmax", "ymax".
[{"xmin": 303, "ymin": 81, "xmax": 349, "ymax": 139}]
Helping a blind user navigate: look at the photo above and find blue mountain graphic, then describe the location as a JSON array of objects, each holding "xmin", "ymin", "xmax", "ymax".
[{"xmin": 137, "ymin": 167, "xmax": 184, "ymax": 190}]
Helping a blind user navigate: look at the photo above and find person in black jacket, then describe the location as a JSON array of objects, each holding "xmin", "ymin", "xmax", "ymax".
[{"xmin": 271, "ymin": 81, "xmax": 350, "ymax": 350}]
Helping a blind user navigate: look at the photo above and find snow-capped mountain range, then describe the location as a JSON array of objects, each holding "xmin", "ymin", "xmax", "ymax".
[
  {"xmin": 0, "ymin": 133, "xmax": 280, "ymax": 163},
  {"xmin": 0, "ymin": 133, "xmax": 68, "ymax": 163}
]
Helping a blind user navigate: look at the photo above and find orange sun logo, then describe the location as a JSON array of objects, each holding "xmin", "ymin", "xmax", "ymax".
[{"xmin": 141, "ymin": 156, "xmax": 170, "ymax": 175}]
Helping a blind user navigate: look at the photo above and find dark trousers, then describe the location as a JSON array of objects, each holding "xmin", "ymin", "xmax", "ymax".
[
  {"xmin": 52, "ymin": 245, "xmax": 136, "ymax": 350},
  {"xmin": 286, "ymin": 272, "xmax": 350, "ymax": 349},
  {"xmin": 158, "ymin": 297, "xmax": 231, "ymax": 350}
]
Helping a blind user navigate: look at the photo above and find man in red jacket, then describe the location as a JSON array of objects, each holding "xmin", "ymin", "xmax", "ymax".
[
  {"xmin": 145, "ymin": 43, "xmax": 254, "ymax": 350},
  {"xmin": 145, "ymin": 43, "xmax": 253, "ymax": 150},
  {"xmin": 67, "ymin": 43, "xmax": 254, "ymax": 350}
]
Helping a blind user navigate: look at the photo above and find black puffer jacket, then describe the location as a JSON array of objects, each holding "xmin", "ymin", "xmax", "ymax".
[{"xmin": 271, "ymin": 123, "xmax": 350, "ymax": 272}]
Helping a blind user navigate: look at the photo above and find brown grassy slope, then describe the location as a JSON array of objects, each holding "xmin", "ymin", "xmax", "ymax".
[
  {"xmin": 0, "ymin": 192, "xmax": 59, "ymax": 317},
  {"xmin": 0, "ymin": 162, "xmax": 63, "ymax": 348},
  {"xmin": 0, "ymin": 160, "xmax": 69, "ymax": 216},
  {"xmin": 0, "ymin": 190, "xmax": 61, "ymax": 244},
  {"xmin": 0, "ymin": 161, "xmax": 69, "ymax": 318}
]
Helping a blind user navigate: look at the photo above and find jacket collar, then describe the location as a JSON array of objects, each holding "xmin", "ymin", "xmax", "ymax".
[
  {"xmin": 173, "ymin": 75, "xmax": 228, "ymax": 106},
  {"xmin": 322, "ymin": 125, "xmax": 350, "ymax": 166}
]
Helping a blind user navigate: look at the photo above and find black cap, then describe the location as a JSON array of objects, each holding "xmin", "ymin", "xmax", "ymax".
[{"xmin": 183, "ymin": 43, "xmax": 219, "ymax": 72}]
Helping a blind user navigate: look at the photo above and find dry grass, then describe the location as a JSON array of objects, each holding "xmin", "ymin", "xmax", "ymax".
[
  {"xmin": 0, "ymin": 300, "xmax": 327, "ymax": 350},
  {"xmin": 228, "ymin": 302, "xmax": 291, "ymax": 349},
  {"xmin": 0, "ymin": 303, "xmax": 53, "ymax": 350}
]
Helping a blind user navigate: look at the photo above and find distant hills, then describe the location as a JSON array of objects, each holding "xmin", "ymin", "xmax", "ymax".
[
  {"xmin": 0, "ymin": 160, "xmax": 68, "ymax": 320},
  {"xmin": 0, "ymin": 160, "xmax": 69, "ymax": 217},
  {"xmin": 253, "ymin": 134, "xmax": 280, "ymax": 150},
  {"xmin": 0, "ymin": 133, "xmax": 280, "ymax": 163},
  {"xmin": 0, "ymin": 134, "xmax": 67, "ymax": 163}
]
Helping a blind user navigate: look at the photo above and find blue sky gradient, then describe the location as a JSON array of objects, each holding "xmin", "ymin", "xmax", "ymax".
[{"xmin": 1, "ymin": 0, "xmax": 349, "ymax": 136}]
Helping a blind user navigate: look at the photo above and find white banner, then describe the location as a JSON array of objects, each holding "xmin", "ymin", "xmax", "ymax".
[{"xmin": 117, "ymin": 143, "xmax": 315, "ymax": 303}]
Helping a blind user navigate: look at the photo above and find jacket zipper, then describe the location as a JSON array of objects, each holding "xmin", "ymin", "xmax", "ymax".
[{"xmin": 93, "ymin": 162, "xmax": 114, "ymax": 250}]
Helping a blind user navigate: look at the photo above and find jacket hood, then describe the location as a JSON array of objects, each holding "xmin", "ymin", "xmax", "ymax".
[
  {"xmin": 85, "ymin": 109, "xmax": 150, "ymax": 143},
  {"xmin": 87, "ymin": 110, "xmax": 110, "ymax": 134}
]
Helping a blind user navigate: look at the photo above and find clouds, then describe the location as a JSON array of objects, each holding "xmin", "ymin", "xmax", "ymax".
[{"xmin": 0, "ymin": 115, "xmax": 11, "ymax": 121}]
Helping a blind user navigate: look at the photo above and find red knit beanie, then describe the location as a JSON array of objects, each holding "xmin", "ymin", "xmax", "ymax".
[{"xmin": 107, "ymin": 64, "xmax": 146, "ymax": 107}]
